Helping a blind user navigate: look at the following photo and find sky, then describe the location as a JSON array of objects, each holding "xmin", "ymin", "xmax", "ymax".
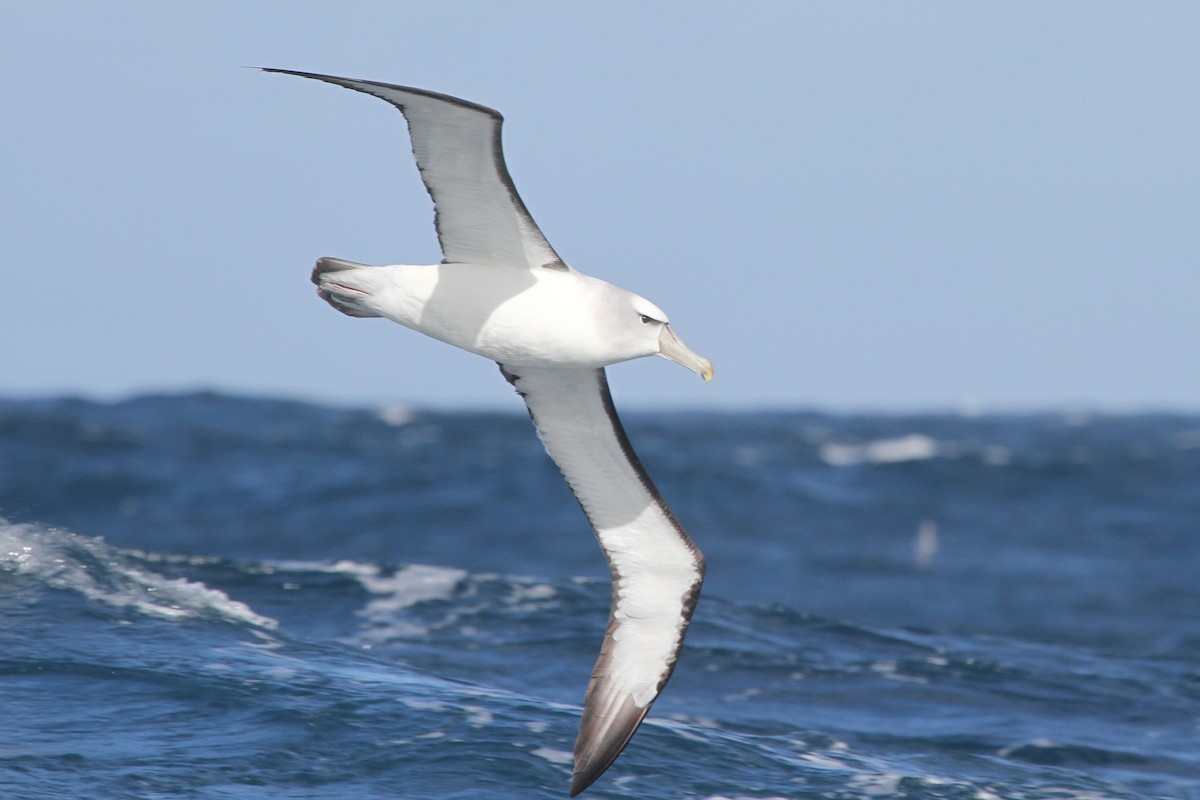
[{"xmin": 3, "ymin": 2, "xmax": 1198, "ymax": 412}]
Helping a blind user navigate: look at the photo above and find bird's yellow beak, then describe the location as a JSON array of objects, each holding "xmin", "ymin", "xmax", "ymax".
[{"xmin": 659, "ymin": 324, "xmax": 714, "ymax": 382}]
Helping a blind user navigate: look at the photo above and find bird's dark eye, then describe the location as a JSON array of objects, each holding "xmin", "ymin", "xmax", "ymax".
[{"xmin": 640, "ymin": 314, "xmax": 655, "ymax": 324}]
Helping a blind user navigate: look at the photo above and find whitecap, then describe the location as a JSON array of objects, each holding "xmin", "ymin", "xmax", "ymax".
[
  {"xmin": 462, "ymin": 704, "xmax": 494, "ymax": 727},
  {"xmin": 0, "ymin": 520, "xmax": 277, "ymax": 629},
  {"xmin": 820, "ymin": 434, "xmax": 940, "ymax": 466},
  {"xmin": 274, "ymin": 560, "xmax": 469, "ymax": 641},
  {"xmin": 375, "ymin": 403, "xmax": 415, "ymax": 426},
  {"xmin": 531, "ymin": 747, "xmax": 574, "ymax": 765}
]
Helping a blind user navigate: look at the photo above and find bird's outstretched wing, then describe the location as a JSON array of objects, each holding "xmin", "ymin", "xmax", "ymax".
[
  {"xmin": 263, "ymin": 69, "xmax": 565, "ymax": 271},
  {"xmin": 499, "ymin": 365, "xmax": 705, "ymax": 796}
]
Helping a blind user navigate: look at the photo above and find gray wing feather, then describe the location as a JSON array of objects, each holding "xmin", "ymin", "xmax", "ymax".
[
  {"xmin": 264, "ymin": 69, "xmax": 563, "ymax": 270},
  {"xmin": 499, "ymin": 365, "xmax": 704, "ymax": 796}
]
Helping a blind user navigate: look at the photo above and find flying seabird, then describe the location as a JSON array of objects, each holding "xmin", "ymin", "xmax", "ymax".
[{"xmin": 265, "ymin": 69, "xmax": 711, "ymax": 795}]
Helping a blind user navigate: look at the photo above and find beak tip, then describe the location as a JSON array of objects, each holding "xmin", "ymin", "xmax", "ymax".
[{"xmin": 658, "ymin": 325, "xmax": 713, "ymax": 383}]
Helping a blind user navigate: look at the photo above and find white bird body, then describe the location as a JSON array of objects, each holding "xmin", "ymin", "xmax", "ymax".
[
  {"xmin": 267, "ymin": 68, "xmax": 711, "ymax": 796},
  {"xmin": 317, "ymin": 259, "xmax": 671, "ymax": 370}
]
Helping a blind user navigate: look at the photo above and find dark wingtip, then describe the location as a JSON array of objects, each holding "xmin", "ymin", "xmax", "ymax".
[
  {"xmin": 568, "ymin": 695, "xmax": 651, "ymax": 796},
  {"xmin": 569, "ymin": 762, "xmax": 608, "ymax": 797},
  {"xmin": 311, "ymin": 256, "xmax": 361, "ymax": 285},
  {"xmin": 569, "ymin": 730, "xmax": 636, "ymax": 796},
  {"xmin": 259, "ymin": 67, "xmax": 334, "ymax": 83},
  {"xmin": 569, "ymin": 764, "xmax": 603, "ymax": 797}
]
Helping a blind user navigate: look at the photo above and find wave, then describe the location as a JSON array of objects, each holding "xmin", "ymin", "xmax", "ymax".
[
  {"xmin": 4, "ymin": 520, "xmax": 1197, "ymax": 798},
  {"xmin": 0, "ymin": 519, "xmax": 277, "ymax": 629}
]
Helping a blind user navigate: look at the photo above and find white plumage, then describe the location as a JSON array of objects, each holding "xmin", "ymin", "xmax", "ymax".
[{"xmin": 267, "ymin": 69, "xmax": 711, "ymax": 796}]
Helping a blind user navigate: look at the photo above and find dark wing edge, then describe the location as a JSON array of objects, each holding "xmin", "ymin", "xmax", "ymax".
[
  {"xmin": 261, "ymin": 68, "xmax": 564, "ymax": 269},
  {"xmin": 499, "ymin": 364, "xmax": 705, "ymax": 796},
  {"xmin": 569, "ymin": 573, "xmax": 703, "ymax": 796}
]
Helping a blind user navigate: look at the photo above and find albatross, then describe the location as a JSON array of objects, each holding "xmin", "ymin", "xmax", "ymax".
[{"xmin": 265, "ymin": 69, "xmax": 711, "ymax": 795}]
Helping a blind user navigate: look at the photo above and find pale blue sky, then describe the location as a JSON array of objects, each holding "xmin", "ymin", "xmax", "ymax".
[{"xmin": 3, "ymin": 2, "xmax": 1198, "ymax": 410}]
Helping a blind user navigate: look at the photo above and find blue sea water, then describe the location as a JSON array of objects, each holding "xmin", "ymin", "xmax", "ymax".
[{"xmin": 1, "ymin": 392, "xmax": 1198, "ymax": 799}]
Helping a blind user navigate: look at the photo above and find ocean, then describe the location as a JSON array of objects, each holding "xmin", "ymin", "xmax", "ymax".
[{"xmin": 1, "ymin": 392, "xmax": 1197, "ymax": 799}]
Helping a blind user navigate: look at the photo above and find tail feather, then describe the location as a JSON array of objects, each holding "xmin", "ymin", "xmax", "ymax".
[{"xmin": 311, "ymin": 257, "xmax": 381, "ymax": 318}]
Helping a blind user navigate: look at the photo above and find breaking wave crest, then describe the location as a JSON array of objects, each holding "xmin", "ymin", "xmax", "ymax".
[{"xmin": 1, "ymin": 519, "xmax": 276, "ymax": 629}]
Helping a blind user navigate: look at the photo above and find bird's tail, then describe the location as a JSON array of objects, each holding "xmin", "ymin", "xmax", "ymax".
[{"xmin": 311, "ymin": 257, "xmax": 382, "ymax": 318}]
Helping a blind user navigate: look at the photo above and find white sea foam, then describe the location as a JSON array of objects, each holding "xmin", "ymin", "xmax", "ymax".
[
  {"xmin": 913, "ymin": 519, "xmax": 939, "ymax": 568},
  {"xmin": 375, "ymin": 403, "xmax": 415, "ymax": 426},
  {"xmin": 845, "ymin": 773, "xmax": 903, "ymax": 797},
  {"xmin": 462, "ymin": 705, "xmax": 494, "ymax": 727},
  {"xmin": 820, "ymin": 434, "xmax": 940, "ymax": 467},
  {"xmin": 870, "ymin": 659, "xmax": 929, "ymax": 684},
  {"xmin": 401, "ymin": 698, "xmax": 447, "ymax": 711},
  {"xmin": 997, "ymin": 738, "xmax": 1060, "ymax": 758},
  {"xmin": 0, "ymin": 520, "xmax": 277, "ymax": 629},
  {"xmin": 531, "ymin": 747, "xmax": 573, "ymax": 765},
  {"xmin": 343, "ymin": 561, "xmax": 468, "ymax": 616},
  {"xmin": 277, "ymin": 560, "xmax": 469, "ymax": 641},
  {"xmin": 280, "ymin": 559, "xmax": 562, "ymax": 643}
]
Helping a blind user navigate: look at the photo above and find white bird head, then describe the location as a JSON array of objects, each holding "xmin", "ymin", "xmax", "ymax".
[{"xmin": 593, "ymin": 284, "xmax": 713, "ymax": 381}]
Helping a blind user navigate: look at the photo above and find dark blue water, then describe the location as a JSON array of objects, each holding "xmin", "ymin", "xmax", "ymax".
[{"xmin": 2, "ymin": 393, "xmax": 1198, "ymax": 799}]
